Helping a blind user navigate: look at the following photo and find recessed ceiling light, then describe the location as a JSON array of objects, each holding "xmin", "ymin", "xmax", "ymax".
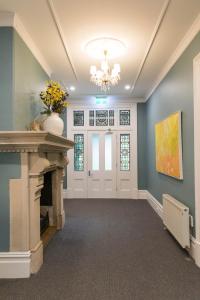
[
  {"xmin": 69, "ymin": 86, "xmax": 76, "ymax": 91},
  {"xmin": 125, "ymin": 85, "xmax": 131, "ymax": 90}
]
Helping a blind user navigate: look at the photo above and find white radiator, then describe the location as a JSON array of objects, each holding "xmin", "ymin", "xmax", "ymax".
[{"xmin": 163, "ymin": 194, "xmax": 190, "ymax": 248}]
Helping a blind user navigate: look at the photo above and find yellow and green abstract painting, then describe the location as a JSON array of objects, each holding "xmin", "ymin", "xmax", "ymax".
[{"xmin": 155, "ymin": 111, "xmax": 183, "ymax": 179}]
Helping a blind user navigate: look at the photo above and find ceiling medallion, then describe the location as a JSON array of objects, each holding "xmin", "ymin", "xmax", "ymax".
[{"xmin": 85, "ymin": 38, "xmax": 126, "ymax": 92}]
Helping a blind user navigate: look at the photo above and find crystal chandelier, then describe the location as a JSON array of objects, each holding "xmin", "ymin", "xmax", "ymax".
[{"xmin": 90, "ymin": 50, "xmax": 120, "ymax": 92}]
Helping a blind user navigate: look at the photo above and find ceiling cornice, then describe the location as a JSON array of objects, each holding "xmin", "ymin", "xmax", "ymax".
[
  {"xmin": 131, "ymin": 0, "xmax": 171, "ymax": 95},
  {"xmin": 68, "ymin": 96, "xmax": 144, "ymax": 103},
  {"xmin": 47, "ymin": 0, "xmax": 78, "ymax": 81},
  {"xmin": 0, "ymin": 11, "xmax": 52, "ymax": 77},
  {"xmin": 0, "ymin": 11, "xmax": 14, "ymax": 26},
  {"xmin": 145, "ymin": 12, "xmax": 200, "ymax": 101}
]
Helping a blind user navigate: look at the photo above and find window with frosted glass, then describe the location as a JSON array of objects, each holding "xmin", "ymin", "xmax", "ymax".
[
  {"xmin": 74, "ymin": 134, "xmax": 84, "ymax": 171},
  {"xmin": 73, "ymin": 111, "xmax": 84, "ymax": 126},
  {"xmin": 92, "ymin": 134, "xmax": 99, "ymax": 171},
  {"xmin": 120, "ymin": 134, "xmax": 130, "ymax": 171},
  {"xmin": 120, "ymin": 110, "xmax": 130, "ymax": 126},
  {"xmin": 105, "ymin": 134, "xmax": 112, "ymax": 171}
]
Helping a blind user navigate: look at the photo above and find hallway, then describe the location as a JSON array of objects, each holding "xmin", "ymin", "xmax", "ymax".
[{"xmin": 1, "ymin": 198, "xmax": 200, "ymax": 300}]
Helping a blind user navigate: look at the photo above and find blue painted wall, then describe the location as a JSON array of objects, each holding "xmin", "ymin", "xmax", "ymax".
[
  {"xmin": 0, "ymin": 153, "xmax": 21, "ymax": 251},
  {"xmin": 138, "ymin": 32, "xmax": 200, "ymax": 228},
  {"xmin": 0, "ymin": 27, "xmax": 49, "ymax": 251},
  {"xmin": 61, "ymin": 111, "xmax": 67, "ymax": 189},
  {"xmin": 13, "ymin": 30, "xmax": 49, "ymax": 130},
  {"xmin": 0, "ymin": 28, "xmax": 14, "ymax": 130},
  {"xmin": 137, "ymin": 103, "xmax": 147, "ymax": 190}
]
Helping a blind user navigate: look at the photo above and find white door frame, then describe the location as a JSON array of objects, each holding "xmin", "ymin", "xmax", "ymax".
[
  {"xmin": 65, "ymin": 102, "xmax": 138, "ymax": 199},
  {"xmin": 193, "ymin": 52, "xmax": 200, "ymax": 266}
]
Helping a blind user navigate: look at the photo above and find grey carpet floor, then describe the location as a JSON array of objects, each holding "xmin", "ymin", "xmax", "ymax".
[{"xmin": 1, "ymin": 199, "xmax": 200, "ymax": 300}]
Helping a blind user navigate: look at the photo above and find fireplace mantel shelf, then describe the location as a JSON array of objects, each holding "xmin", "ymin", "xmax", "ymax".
[
  {"xmin": 0, "ymin": 131, "xmax": 74, "ymax": 153},
  {"xmin": 0, "ymin": 131, "xmax": 74, "ymax": 278}
]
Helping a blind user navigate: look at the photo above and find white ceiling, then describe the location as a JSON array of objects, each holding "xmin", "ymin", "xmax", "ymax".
[{"xmin": 0, "ymin": 0, "xmax": 200, "ymax": 101}]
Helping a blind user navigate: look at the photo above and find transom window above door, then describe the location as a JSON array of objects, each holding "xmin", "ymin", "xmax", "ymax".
[
  {"xmin": 120, "ymin": 110, "xmax": 130, "ymax": 126},
  {"xmin": 73, "ymin": 111, "xmax": 84, "ymax": 126},
  {"xmin": 89, "ymin": 109, "xmax": 114, "ymax": 127},
  {"xmin": 72, "ymin": 108, "xmax": 131, "ymax": 128}
]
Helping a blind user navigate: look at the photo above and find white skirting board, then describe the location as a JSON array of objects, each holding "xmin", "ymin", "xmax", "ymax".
[
  {"xmin": 63, "ymin": 189, "xmax": 139, "ymax": 200},
  {"xmin": 138, "ymin": 190, "xmax": 200, "ymax": 268},
  {"xmin": 0, "ymin": 251, "xmax": 31, "ymax": 278},
  {"xmin": 138, "ymin": 190, "xmax": 163, "ymax": 218},
  {"xmin": 63, "ymin": 189, "xmax": 68, "ymax": 199}
]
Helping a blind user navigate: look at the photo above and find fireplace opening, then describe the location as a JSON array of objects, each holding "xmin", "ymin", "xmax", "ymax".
[{"xmin": 40, "ymin": 171, "xmax": 52, "ymax": 235}]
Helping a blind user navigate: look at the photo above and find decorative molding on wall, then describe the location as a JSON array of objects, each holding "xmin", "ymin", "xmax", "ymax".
[
  {"xmin": 0, "ymin": 12, "xmax": 52, "ymax": 77},
  {"xmin": 0, "ymin": 251, "xmax": 31, "ymax": 278},
  {"xmin": 145, "ymin": 12, "xmax": 200, "ymax": 101},
  {"xmin": 139, "ymin": 189, "xmax": 200, "ymax": 267}
]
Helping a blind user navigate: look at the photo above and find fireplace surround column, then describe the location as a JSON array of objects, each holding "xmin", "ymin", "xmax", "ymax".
[{"xmin": 0, "ymin": 132, "xmax": 74, "ymax": 278}]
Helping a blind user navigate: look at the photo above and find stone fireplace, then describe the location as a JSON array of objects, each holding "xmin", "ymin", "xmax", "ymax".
[
  {"xmin": 0, "ymin": 132, "xmax": 74, "ymax": 278},
  {"xmin": 40, "ymin": 171, "xmax": 53, "ymax": 235}
]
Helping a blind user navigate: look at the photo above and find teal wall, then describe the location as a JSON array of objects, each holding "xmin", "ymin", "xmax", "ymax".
[
  {"xmin": 0, "ymin": 28, "xmax": 49, "ymax": 131},
  {"xmin": 61, "ymin": 111, "xmax": 67, "ymax": 189},
  {"xmin": 138, "ymin": 32, "xmax": 200, "ymax": 228},
  {"xmin": 0, "ymin": 153, "xmax": 21, "ymax": 251},
  {"xmin": 0, "ymin": 28, "xmax": 14, "ymax": 130},
  {"xmin": 13, "ymin": 30, "xmax": 49, "ymax": 130},
  {"xmin": 137, "ymin": 103, "xmax": 147, "ymax": 190},
  {"xmin": 0, "ymin": 27, "xmax": 49, "ymax": 250}
]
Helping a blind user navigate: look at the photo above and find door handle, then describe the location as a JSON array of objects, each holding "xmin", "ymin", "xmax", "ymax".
[{"xmin": 88, "ymin": 170, "xmax": 91, "ymax": 176}]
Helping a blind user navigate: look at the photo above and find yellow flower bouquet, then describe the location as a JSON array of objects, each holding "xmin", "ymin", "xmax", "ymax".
[{"xmin": 40, "ymin": 80, "xmax": 69, "ymax": 115}]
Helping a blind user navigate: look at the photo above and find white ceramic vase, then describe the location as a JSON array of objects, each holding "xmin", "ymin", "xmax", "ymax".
[{"xmin": 43, "ymin": 112, "xmax": 64, "ymax": 136}]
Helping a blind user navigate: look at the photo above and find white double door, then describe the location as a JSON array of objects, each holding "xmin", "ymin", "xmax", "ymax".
[
  {"xmin": 67, "ymin": 129, "xmax": 136, "ymax": 199},
  {"xmin": 87, "ymin": 131, "xmax": 117, "ymax": 198}
]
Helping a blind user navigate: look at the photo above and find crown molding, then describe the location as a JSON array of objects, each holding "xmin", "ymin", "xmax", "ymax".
[
  {"xmin": 68, "ymin": 96, "xmax": 145, "ymax": 104},
  {"xmin": 0, "ymin": 11, "xmax": 52, "ymax": 77},
  {"xmin": 0, "ymin": 11, "xmax": 15, "ymax": 26},
  {"xmin": 145, "ymin": 12, "xmax": 200, "ymax": 101}
]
